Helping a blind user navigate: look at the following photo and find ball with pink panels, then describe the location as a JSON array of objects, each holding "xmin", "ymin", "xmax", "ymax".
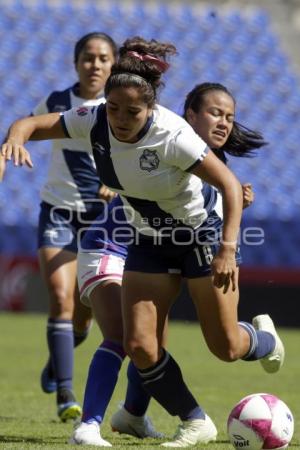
[{"xmin": 227, "ymin": 393, "xmax": 294, "ymax": 449}]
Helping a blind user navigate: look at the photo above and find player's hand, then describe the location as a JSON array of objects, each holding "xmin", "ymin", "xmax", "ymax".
[
  {"xmin": 1, "ymin": 140, "xmax": 33, "ymax": 168},
  {"xmin": 211, "ymin": 244, "xmax": 237, "ymax": 293},
  {"xmin": 242, "ymin": 183, "xmax": 254, "ymax": 209},
  {"xmin": 98, "ymin": 184, "xmax": 116, "ymax": 203},
  {"xmin": 0, "ymin": 154, "xmax": 6, "ymax": 182}
]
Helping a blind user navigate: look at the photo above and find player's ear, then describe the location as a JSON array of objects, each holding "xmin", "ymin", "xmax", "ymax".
[
  {"xmin": 147, "ymin": 107, "xmax": 154, "ymax": 118},
  {"xmin": 186, "ymin": 108, "xmax": 196, "ymax": 127}
]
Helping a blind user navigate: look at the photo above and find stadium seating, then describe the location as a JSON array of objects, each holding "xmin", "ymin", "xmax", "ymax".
[{"xmin": 0, "ymin": 1, "xmax": 299, "ymax": 267}]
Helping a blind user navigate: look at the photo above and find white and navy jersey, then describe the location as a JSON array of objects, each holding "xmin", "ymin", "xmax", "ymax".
[
  {"xmin": 61, "ymin": 103, "xmax": 217, "ymax": 236},
  {"xmin": 33, "ymin": 83, "xmax": 105, "ymax": 212}
]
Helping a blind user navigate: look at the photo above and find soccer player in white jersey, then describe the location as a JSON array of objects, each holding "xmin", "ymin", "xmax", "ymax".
[
  {"xmin": 32, "ymin": 32, "xmax": 118, "ymax": 422},
  {"xmin": 70, "ymin": 80, "xmax": 273, "ymax": 445},
  {"xmin": 1, "ymin": 36, "xmax": 284, "ymax": 448}
]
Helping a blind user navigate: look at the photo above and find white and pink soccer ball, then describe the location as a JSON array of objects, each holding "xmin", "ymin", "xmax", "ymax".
[{"xmin": 227, "ymin": 393, "xmax": 294, "ymax": 450}]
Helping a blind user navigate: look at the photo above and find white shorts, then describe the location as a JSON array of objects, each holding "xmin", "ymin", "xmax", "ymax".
[{"xmin": 77, "ymin": 251, "xmax": 125, "ymax": 306}]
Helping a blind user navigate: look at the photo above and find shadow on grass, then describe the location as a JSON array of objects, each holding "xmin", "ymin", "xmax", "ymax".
[{"xmin": 0, "ymin": 434, "xmax": 63, "ymax": 445}]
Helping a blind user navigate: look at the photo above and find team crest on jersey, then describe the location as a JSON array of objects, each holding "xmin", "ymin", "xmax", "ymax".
[
  {"xmin": 140, "ymin": 149, "xmax": 160, "ymax": 172},
  {"xmin": 76, "ymin": 107, "xmax": 89, "ymax": 116}
]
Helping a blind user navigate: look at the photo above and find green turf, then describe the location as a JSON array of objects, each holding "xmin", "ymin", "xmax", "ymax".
[{"xmin": 0, "ymin": 312, "xmax": 299, "ymax": 449}]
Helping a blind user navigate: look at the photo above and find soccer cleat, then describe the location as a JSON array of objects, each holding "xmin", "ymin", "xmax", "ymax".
[
  {"xmin": 110, "ymin": 405, "xmax": 164, "ymax": 438},
  {"xmin": 252, "ymin": 314, "xmax": 285, "ymax": 373},
  {"xmin": 58, "ymin": 402, "xmax": 82, "ymax": 422},
  {"xmin": 57, "ymin": 388, "xmax": 82, "ymax": 422},
  {"xmin": 161, "ymin": 415, "xmax": 217, "ymax": 448},
  {"xmin": 70, "ymin": 421, "xmax": 112, "ymax": 446},
  {"xmin": 40, "ymin": 360, "xmax": 57, "ymax": 394}
]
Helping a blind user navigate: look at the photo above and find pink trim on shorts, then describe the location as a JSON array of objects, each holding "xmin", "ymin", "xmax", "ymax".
[
  {"xmin": 80, "ymin": 273, "xmax": 123, "ymax": 296},
  {"xmin": 98, "ymin": 255, "xmax": 110, "ymax": 275}
]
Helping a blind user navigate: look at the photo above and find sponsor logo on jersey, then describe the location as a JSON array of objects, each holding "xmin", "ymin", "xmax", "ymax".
[
  {"xmin": 53, "ymin": 104, "xmax": 67, "ymax": 112},
  {"xmin": 140, "ymin": 149, "xmax": 160, "ymax": 172},
  {"xmin": 76, "ymin": 107, "xmax": 89, "ymax": 116},
  {"xmin": 43, "ymin": 229, "xmax": 59, "ymax": 239}
]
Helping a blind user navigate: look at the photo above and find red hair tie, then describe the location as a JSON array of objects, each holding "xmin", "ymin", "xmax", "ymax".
[{"xmin": 126, "ymin": 50, "xmax": 170, "ymax": 73}]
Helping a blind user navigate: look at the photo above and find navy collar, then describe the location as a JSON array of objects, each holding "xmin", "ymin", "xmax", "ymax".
[
  {"xmin": 72, "ymin": 82, "xmax": 104, "ymax": 99},
  {"xmin": 136, "ymin": 114, "xmax": 154, "ymax": 140},
  {"xmin": 108, "ymin": 111, "xmax": 154, "ymax": 143}
]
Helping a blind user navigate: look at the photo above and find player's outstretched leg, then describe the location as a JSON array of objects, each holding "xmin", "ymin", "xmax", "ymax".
[{"xmin": 252, "ymin": 314, "xmax": 285, "ymax": 373}]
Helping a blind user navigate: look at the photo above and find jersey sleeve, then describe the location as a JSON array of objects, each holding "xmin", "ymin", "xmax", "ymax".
[
  {"xmin": 61, "ymin": 105, "xmax": 98, "ymax": 140},
  {"xmin": 32, "ymin": 96, "xmax": 49, "ymax": 116},
  {"xmin": 166, "ymin": 125, "xmax": 209, "ymax": 171}
]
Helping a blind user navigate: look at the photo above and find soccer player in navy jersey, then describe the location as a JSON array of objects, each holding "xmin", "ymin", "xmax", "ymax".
[{"xmin": 1, "ymin": 37, "xmax": 284, "ymax": 447}]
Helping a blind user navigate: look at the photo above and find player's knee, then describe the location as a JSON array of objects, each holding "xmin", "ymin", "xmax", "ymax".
[
  {"xmin": 48, "ymin": 286, "xmax": 73, "ymax": 317},
  {"xmin": 124, "ymin": 338, "xmax": 157, "ymax": 367}
]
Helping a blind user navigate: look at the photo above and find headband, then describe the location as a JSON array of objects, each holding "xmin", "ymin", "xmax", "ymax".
[{"xmin": 126, "ymin": 50, "xmax": 170, "ymax": 73}]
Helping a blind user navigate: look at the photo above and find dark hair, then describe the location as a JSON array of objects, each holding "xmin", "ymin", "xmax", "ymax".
[
  {"xmin": 184, "ymin": 82, "xmax": 267, "ymax": 158},
  {"xmin": 74, "ymin": 32, "xmax": 118, "ymax": 64},
  {"xmin": 104, "ymin": 36, "xmax": 176, "ymax": 107}
]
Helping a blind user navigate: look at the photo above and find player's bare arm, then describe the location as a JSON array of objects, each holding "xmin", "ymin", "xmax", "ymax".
[
  {"xmin": 1, "ymin": 112, "xmax": 65, "ymax": 167},
  {"xmin": 192, "ymin": 150, "xmax": 243, "ymax": 292}
]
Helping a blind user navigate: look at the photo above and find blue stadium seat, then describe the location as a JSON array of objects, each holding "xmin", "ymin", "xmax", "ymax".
[
  {"xmin": 247, "ymin": 9, "xmax": 270, "ymax": 35},
  {"xmin": 0, "ymin": 3, "xmax": 299, "ymax": 267}
]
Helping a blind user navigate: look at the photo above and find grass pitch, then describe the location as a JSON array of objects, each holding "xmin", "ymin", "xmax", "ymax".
[{"xmin": 0, "ymin": 313, "xmax": 299, "ymax": 449}]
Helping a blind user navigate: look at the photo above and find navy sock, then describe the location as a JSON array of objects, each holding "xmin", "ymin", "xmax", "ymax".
[
  {"xmin": 45, "ymin": 327, "xmax": 89, "ymax": 379},
  {"xmin": 239, "ymin": 322, "xmax": 276, "ymax": 361},
  {"xmin": 124, "ymin": 361, "xmax": 151, "ymax": 416},
  {"xmin": 82, "ymin": 340, "xmax": 126, "ymax": 424},
  {"xmin": 47, "ymin": 318, "xmax": 73, "ymax": 391},
  {"xmin": 138, "ymin": 350, "xmax": 205, "ymax": 421}
]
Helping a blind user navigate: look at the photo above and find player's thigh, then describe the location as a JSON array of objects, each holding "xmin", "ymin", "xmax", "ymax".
[
  {"xmin": 72, "ymin": 284, "xmax": 93, "ymax": 332},
  {"xmin": 38, "ymin": 247, "xmax": 77, "ymax": 307},
  {"xmin": 122, "ymin": 271, "xmax": 181, "ymax": 350},
  {"xmin": 90, "ymin": 281, "xmax": 123, "ymax": 344},
  {"xmin": 187, "ymin": 270, "xmax": 240, "ymax": 348}
]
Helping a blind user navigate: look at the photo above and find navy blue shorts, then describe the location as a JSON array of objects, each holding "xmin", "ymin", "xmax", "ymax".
[
  {"xmin": 124, "ymin": 211, "xmax": 242, "ymax": 278},
  {"xmin": 38, "ymin": 201, "xmax": 104, "ymax": 253}
]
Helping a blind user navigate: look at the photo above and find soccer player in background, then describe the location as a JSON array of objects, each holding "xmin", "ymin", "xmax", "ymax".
[
  {"xmin": 1, "ymin": 37, "xmax": 284, "ymax": 447},
  {"xmin": 32, "ymin": 31, "xmax": 117, "ymax": 421}
]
